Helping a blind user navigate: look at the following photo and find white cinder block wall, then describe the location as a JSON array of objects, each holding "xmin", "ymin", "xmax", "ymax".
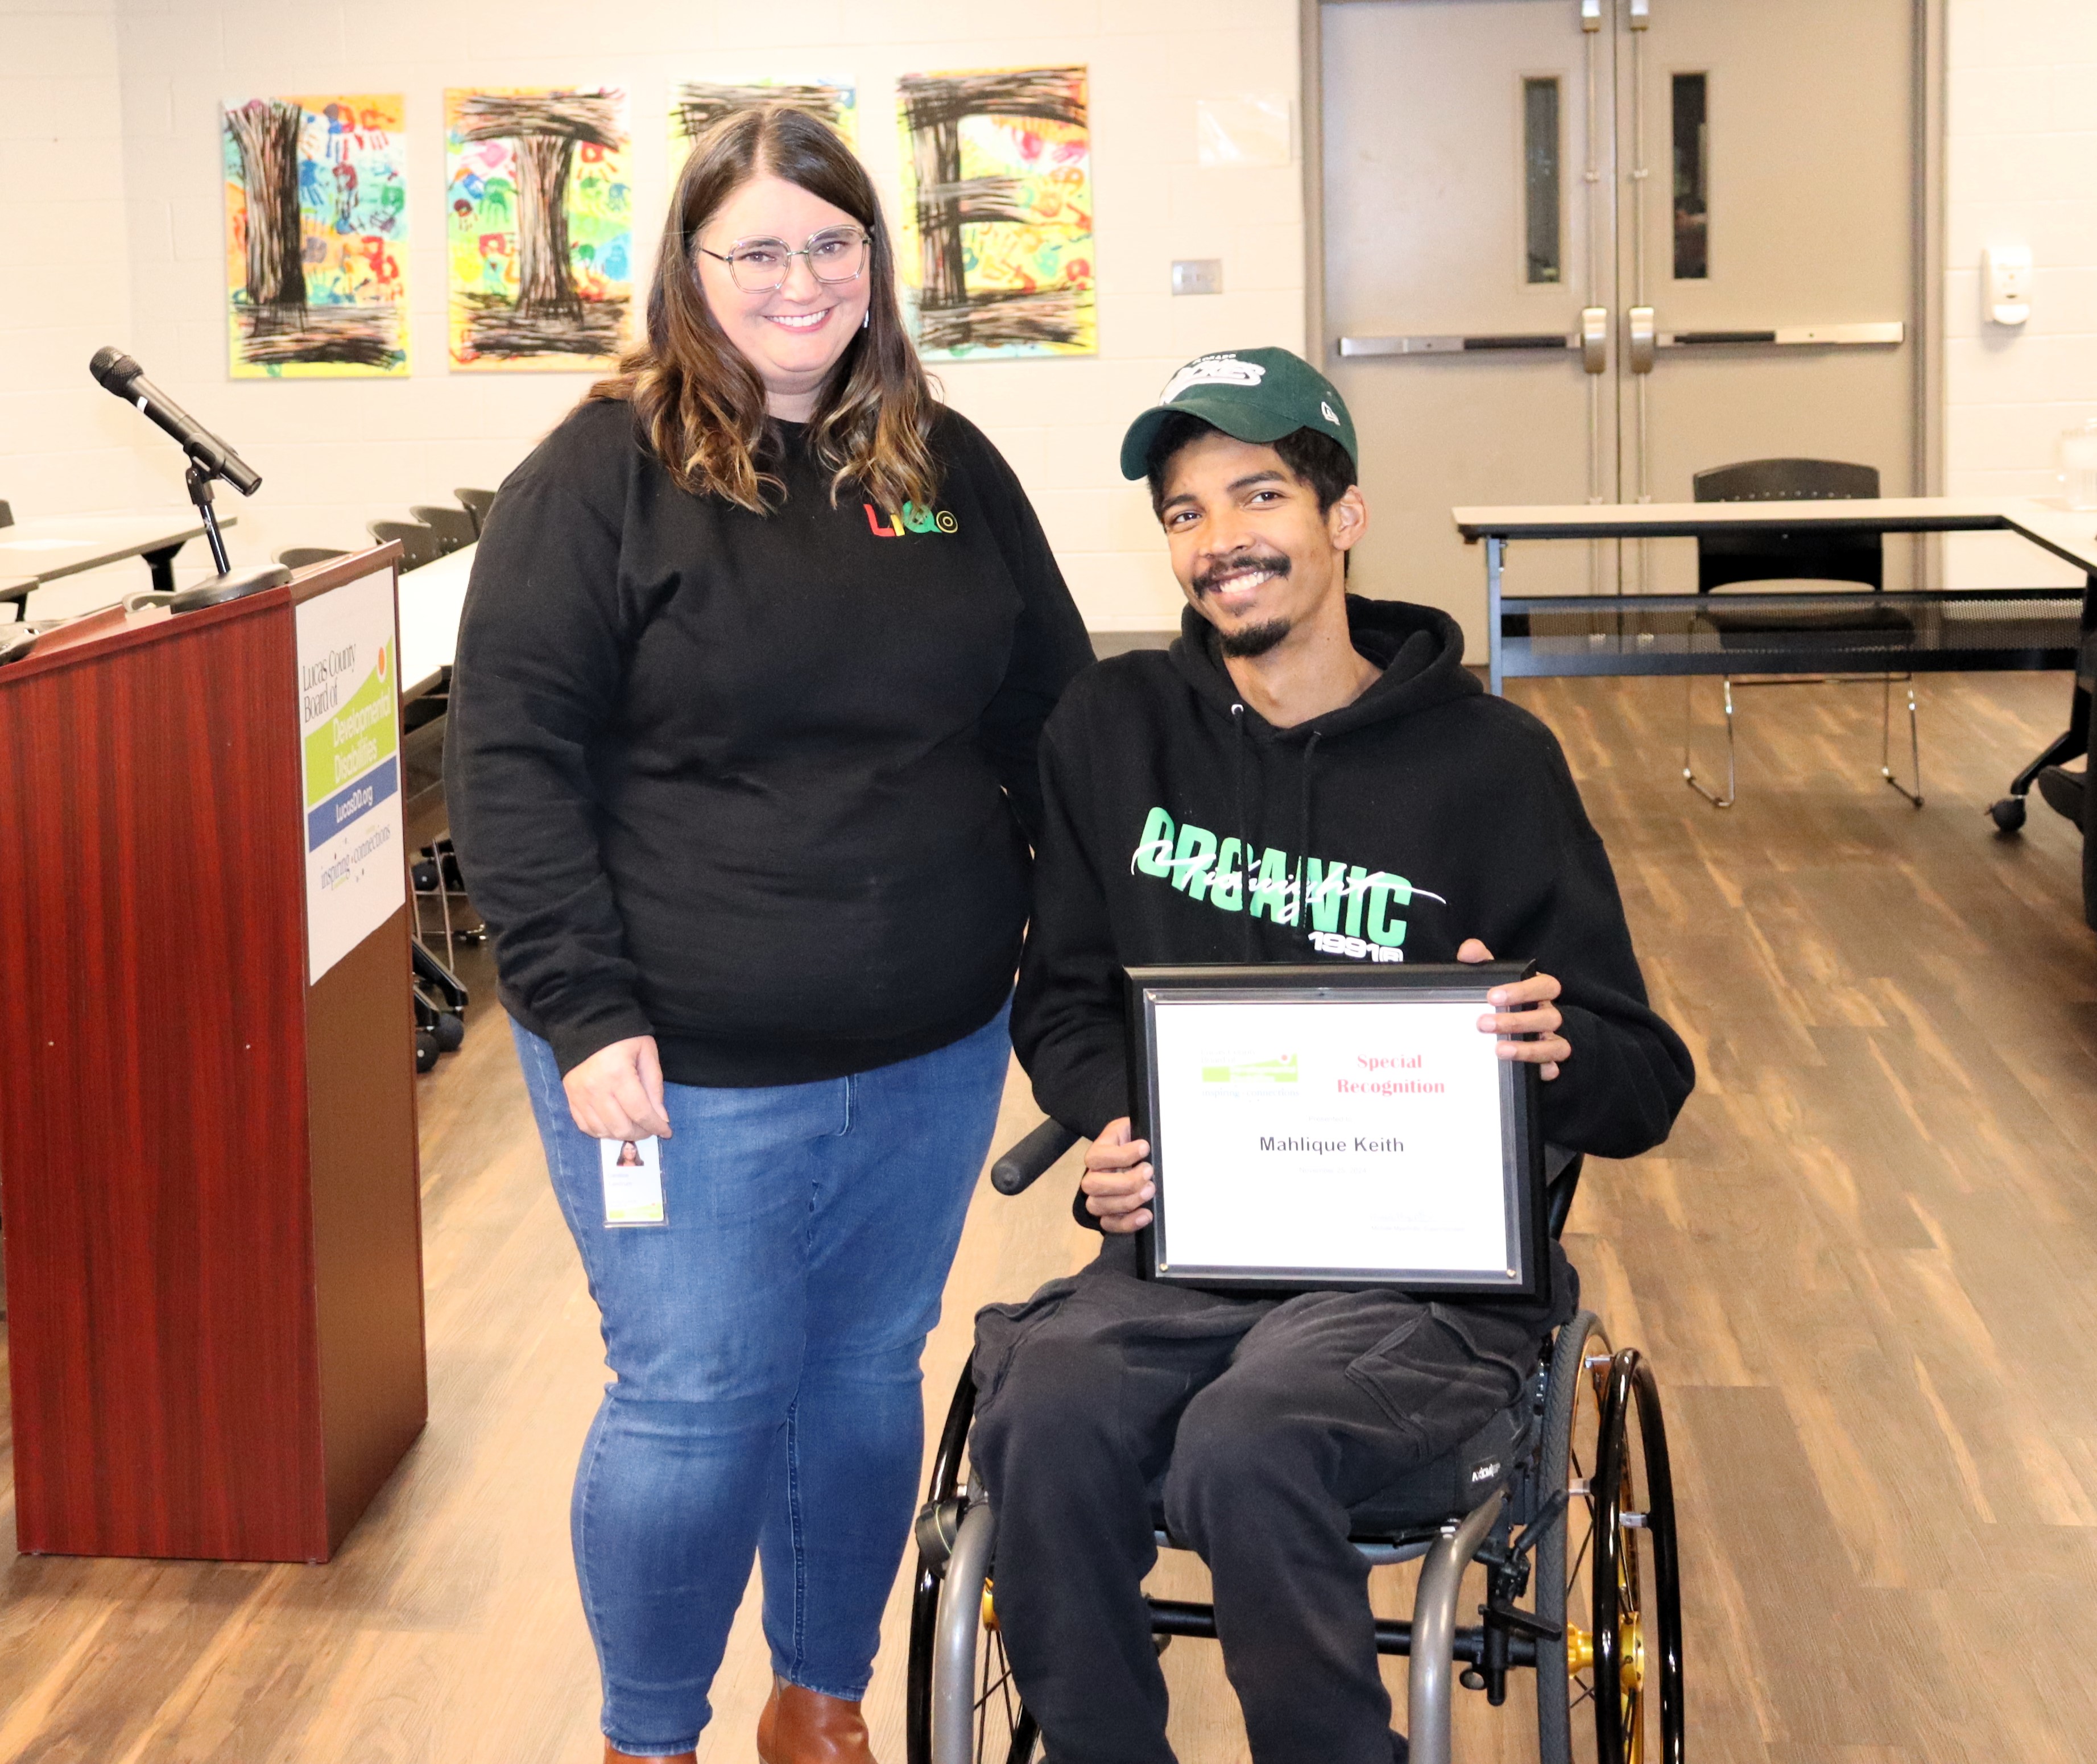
[
  {"xmin": 11, "ymin": 3, "xmax": 2095, "ymax": 616},
  {"xmin": 1943, "ymin": 0, "xmax": 2097, "ymax": 588},
  {"xmin": 0, "ymin": 0, "xmax": 160, "ymax": 534},
  {"xmin": 7, "ymin": 0, "xmax": 1305, "ymax": 626}
]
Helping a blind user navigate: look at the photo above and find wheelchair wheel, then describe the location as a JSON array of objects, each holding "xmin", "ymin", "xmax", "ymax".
[
  {"xmin": 906, "ymin": 1369, "xmax": 1040, "ymax": 1764},
  {"xmin": 1534, "ymin": 1315, "xmax": 1686, "ymax": 1764}
]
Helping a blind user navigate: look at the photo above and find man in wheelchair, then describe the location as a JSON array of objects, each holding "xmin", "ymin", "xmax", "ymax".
[{"xmin": 970, "ymin": 349, "xmax": 1694, "ymax": 1763}]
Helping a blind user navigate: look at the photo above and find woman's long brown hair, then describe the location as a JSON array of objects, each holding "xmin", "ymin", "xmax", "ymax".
[{"xmin": 589, "ymin": 105, "xmax": 940, "ymax": 514}]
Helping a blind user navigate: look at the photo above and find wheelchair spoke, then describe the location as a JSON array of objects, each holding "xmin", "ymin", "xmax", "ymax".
[{"xmin": 1567, "ymin": 1517, "xmax": 1594, "ymax": 1593}]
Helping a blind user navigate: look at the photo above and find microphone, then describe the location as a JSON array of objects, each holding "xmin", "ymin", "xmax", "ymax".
[{"xmin": 89, "ymin": 348, "xmax": 262, "ymax": 495}]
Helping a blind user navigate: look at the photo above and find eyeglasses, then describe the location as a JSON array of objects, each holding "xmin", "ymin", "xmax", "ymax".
[{"xmin": 697, "ymin": 226, "xmax": 871, "ymax": 294}]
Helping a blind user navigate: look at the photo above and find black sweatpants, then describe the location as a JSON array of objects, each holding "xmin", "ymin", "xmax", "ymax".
[{"xmin": 969, "ymin": 1236, "xmax": 1567, "ymax": 1764}]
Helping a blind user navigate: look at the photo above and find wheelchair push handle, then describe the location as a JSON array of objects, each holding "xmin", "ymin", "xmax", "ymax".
[{"xmin": 990, "ymin": 1119, "xmax": 1079, "ymax": 1196}]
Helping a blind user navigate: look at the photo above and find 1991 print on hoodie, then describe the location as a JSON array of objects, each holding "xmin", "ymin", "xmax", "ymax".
[{"xmin": 1011, "ymin": 596, "xmax": 1695, "ymax": 1166}]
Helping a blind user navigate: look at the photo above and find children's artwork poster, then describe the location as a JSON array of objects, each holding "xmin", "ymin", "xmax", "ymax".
[
  {"xmin": 670, "ymin": 80, "xmax": 857, "ymax": 157},
  {"xmin": 896, "ymin": 66, "xmax": 1094, "ymax": 361},
  {"xmin": 445, "ymin": 88, "xmax": 631, "ymax": 373},
  {"xmin": 221, "ymin": 95, "xmax": 408, "ymax": 378}
]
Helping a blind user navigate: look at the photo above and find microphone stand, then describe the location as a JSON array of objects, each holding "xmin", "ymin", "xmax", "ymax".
[{"xmin": 185, "ymin": 462, "xmax": 234, "ymax": 577}]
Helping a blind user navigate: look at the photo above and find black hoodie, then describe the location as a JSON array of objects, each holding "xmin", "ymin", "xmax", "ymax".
[{"xmin": 1013, "ymin": 596, "xmax": 1694, "ymax": 1174}]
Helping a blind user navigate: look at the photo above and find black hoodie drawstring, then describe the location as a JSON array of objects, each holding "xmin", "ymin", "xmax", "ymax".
[
  {"xmin": 1297, "ymin": 730, "xmax": 1322, "ymax": 935},
  {"xmin": 1230, "ymin": 703, "xmax": 1254, "ymax": 959}
]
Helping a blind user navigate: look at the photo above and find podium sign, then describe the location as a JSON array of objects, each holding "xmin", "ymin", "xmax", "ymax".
[
  {"xmin": 1128, "ymin": 964, "xmax": 1545, "ymax": 1296},
  {"xmin": 297, "ymin": 570, "xmax": 405, "ymax": 981}
]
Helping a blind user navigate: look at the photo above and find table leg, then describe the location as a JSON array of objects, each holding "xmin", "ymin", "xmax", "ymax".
[
  {"xmin": 1487, "ymin": 536, "xmax": 1504, "ymax": 697},
  {"xmin": 143, "ymin": 543, "xmax": 182, "ymax": 596}
]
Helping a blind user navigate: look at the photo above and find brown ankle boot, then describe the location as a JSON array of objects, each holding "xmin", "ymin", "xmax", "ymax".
[
  {"xmin": 603, "ymin": 1743, "xmax": 696, "ymax": 1764},
  {"xmin": 756, "ymin": 1677, "xmax": 876, "ymax": 1764}
]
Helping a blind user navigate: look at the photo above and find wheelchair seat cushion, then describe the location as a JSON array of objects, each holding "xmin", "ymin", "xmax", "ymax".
[{"xmin": 1148, "ymin": 1391, "xmax": 1537, "ymax": 1544}]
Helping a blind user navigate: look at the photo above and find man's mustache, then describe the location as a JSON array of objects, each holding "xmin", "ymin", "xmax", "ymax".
[{"xmin": 1192, "ymin": 549, "xmax": 1292, "ymax": 597}]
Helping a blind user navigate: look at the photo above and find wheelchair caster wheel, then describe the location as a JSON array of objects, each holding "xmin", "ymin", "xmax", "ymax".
[
  {"xmin": 415, "ymin": 1028, "xmax": 439, "ymax": 1073},
  {"xmin": 433, "ymin": 1010, "xmax": 465, "ymax": 1053},
  {"xmin": 1989, "ymin": 795, "xmax": 2026, "ymax": 833}
]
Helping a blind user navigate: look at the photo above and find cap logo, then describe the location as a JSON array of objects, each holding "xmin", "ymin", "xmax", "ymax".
[
  {"xmin": 1321, "ymin": 400, "xmax": 1339, "ymax": 424},
  {"xmin": 1161, "ymin": 354, "xmax": 1267, "ymax": 403}
]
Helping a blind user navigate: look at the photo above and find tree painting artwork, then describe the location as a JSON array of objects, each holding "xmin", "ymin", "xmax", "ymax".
[
  {"xmin": 671, "ymin": 80, "xmax": 857, "ymax": 155},
  {"xmin": 445, "ymin": 88, "xmax": 631, "ymax": 372},
  {"xmin": 896, "ymin": 67, "xmax": 1094, "ymax": 360},
  {"xmin": 221, "ymin": 95, "xmax": 408, "ymax": 378}
]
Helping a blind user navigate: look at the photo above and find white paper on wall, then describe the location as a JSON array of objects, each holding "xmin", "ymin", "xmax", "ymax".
[{"xmin": 1197, "ymin": 95, "xmax": 1293, "ymax": 170}]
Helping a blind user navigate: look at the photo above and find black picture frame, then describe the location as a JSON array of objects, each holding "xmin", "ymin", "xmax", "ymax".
[{"xmin": 1125, "ymin": 962, "xmax": 1545, "ymax": 1297}]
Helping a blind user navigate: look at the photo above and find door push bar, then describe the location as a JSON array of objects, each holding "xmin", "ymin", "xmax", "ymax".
[
  {"xmin": 1337, "ymin": 333, "xmax": 1583, "ymax": 358},
  {"xmin": 1338, "ymin": 315, "xmax": 1607, "ymax": 368},
  {"xmin": 1657, "ymin": 321, "xmax": 1905, "ymax": 348},
  {"xmin": 1342, "ymin": 317, "xmax": 1902, "ymax": 366}
]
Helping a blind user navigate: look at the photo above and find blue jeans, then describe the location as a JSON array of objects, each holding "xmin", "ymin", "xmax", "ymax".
[{"xmin": 513, "ymin": 1005, "xmax": 1010, "ymax": 1757}]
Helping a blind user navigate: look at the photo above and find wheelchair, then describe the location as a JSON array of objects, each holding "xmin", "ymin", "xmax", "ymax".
[{"xmin": 905, "ymin": 1121, "xmax": 1685, "ymax": 1764}]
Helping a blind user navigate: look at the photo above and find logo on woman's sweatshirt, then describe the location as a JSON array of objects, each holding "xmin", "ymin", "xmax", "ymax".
[
  {"xmin": 863, "ymin": 501, "xmax": 959, "ymax": 537},
  {"xmin": 1130, "ymin": 804, "xmax": 1446, "ymax": 964}
]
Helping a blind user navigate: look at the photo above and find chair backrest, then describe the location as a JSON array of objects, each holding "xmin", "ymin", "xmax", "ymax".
[
  {"xmin": 454, "ymin": 487, "xmax": 497, "ymax": 534},
  {"xmin": 367, "ymin": 519, "xmax": 442, "ymax": 572},
  {"xmin": 410, "ymin": 505, "xmax": 477, "ymax": 554},
  {"xmin": 274, "ymin": 546, "xmax": 349, "ymax": 570},
  {"xmin": 1692, "ymin": 456, "xmax": 1883, "ymax": 592}
]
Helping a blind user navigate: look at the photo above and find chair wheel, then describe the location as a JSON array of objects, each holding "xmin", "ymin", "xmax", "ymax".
[
  {"xmin": 412, "ymin": 858, "xmax": 441, "ymax": 890},
  {"xmin": 414, "ymin": 1028, "xmax": 439, "ymax": 1073},
  {"xmin": 433, "ymin": 1011, "xmax": 465, "ymax": 1053},
  {"xmin": 1989, "ymin": 796, "xmax": 2027, "ymax": 833}
]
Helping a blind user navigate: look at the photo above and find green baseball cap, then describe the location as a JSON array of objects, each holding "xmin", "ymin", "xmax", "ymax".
[{"xmin": 1119, "ymin": 346, "xmax": 1358, "ymax": 481}]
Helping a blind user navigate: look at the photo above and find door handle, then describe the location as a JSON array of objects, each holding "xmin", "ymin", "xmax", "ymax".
[
  {"xmin": 1656, "ymin": 321, "xmax": 1907, "ymax": 348},
  {"xmin": 1581, "ymin": 307, "xmax": 1608, "ymax": 374},
  {"xmin": 1338, "ymin": 332, "xmax": 1583, "ymax": 358},
  {"xmin": 1627, "ymin": 306, "xmax": 1656, "ymax": 374}
]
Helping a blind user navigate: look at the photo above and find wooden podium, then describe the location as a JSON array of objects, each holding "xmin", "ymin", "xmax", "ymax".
[{"xmin": 0, "ymin": 547, "xmax": 428, "ymax": 1562}]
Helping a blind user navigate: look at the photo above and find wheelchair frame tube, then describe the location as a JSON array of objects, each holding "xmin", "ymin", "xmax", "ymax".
[
  {"xmin": 1407, "ymin": 1488, "xmax": 1506, "ymax": 1764},
  {"xmin": 931, "ymin": 1497, "xmax": 999, "ymax": 1764}
]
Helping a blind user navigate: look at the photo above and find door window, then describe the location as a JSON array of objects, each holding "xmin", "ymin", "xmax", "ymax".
[
  {"xmin": 1671, "ymin": 72, "xmax": 1709, "ymax": 280},
  {"xmin": 1523, "ymin": 76, "xmax": 1563, "ymax": 285}
]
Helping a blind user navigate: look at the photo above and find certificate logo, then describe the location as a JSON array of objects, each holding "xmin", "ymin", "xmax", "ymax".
[{"xmin": 1200, "ymin": 1054, "xmax": 1298, "ymax": 1085}]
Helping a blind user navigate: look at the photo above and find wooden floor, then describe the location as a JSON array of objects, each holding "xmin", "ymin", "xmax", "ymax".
[{"xmin": 5, "ymin": 669, "xmax": 2097, "ymax": 1762}]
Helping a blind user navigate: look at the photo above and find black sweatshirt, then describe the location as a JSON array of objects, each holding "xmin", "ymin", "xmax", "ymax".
[
  {"xmin": 446, "ymin": 398, "xmax": 1094, "ymax": 1084},
  {"xmin": 1013, "ymin": 597, "xmax": 1694, "ymax": 1170}
]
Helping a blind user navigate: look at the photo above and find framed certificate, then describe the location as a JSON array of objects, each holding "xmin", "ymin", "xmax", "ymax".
[{"xmin": 1126, "ymin": 963, "xmax": 1545, "ymax": 1297}]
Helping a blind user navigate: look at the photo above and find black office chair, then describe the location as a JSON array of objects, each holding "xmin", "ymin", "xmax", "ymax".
[
  {"xmin": 367, "ymin": 519, "xmax": 443, "ymax": 573},
  {"xmin": 274, "ymin": 546, "xmax": 349, "ymax": 570},
  {"xmin": 454, "ymin": 488, "xmax": 497, "ymax": 535},
  {"xmin": 1685, "ymin": 457, "xmax": 1920, "ymax": 809},
  {"xmin": 410, "ymin": 505, "xmax": 478, "ymax": 555}
]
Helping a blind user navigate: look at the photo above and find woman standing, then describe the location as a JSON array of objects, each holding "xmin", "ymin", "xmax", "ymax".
[{"xmin": 446, "ymin": 108, "xmax": 1091, "ymax": 1763}]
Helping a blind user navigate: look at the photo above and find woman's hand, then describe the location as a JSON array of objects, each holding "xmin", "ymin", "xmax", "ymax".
[
  {"xmin": 1081, "ymin": 1117, "xmax": 1155, "ymax": 1234},
  {"xmin": 563, "ymin": 1036, "xmax": 673, "ymax": 1141},
  {"xmin": 1458, "ymin": 939, "xmax": 1570, "ymax": 1081}
]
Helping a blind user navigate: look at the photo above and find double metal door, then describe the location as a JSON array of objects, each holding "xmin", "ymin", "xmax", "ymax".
[{"xmin": 1321, "ymin": 0, "xmax": 1920, "ymax": 648}]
